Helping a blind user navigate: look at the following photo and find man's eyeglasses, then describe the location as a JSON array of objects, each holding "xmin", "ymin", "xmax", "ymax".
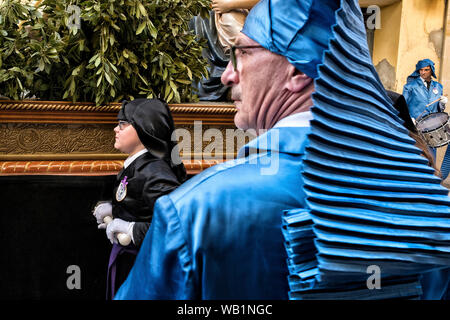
[
  {"xmin": 230, "ymin": 45, "xmax": 264, "ymax": 71},
  {"xmin": 118, "ymin": 120, "xmax": 131, "ymax": 130}
]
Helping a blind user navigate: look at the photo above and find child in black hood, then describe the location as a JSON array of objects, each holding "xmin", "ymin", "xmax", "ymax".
[{"xmin": 93, "ymin": 98, "xmax": 186, "ymax": 299}]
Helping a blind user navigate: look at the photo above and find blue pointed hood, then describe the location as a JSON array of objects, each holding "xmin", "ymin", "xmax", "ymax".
[
  {"xmin": 406, "ymin": 58, "xmax": 437, "ymax": 83},
  {"xmin": 242, "ymin": 0, "xmax": 339, "ymax": 79}
]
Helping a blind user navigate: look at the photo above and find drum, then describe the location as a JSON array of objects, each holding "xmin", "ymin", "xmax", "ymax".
[{"xmin": 416, "ymin": 112, "xmax": 450, "ymax": 148}]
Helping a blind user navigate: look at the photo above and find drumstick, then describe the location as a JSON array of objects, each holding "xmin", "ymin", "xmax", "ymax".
[
  {"xmin": 425, "ymin": 97, "xmax": 442, "ymax": 107},
  {"xmin": 416, "ymin": 95, "xmax": 447, "ymax": 121},
  {"xmin": 424, "ymin": 94, "xmax": 448, "ymax": 107},
  {"xmin": 103, "ymin": 216, "xmax": 132, "ymax": 246}
]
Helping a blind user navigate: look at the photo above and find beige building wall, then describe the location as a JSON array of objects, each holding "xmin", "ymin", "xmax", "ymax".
[
  {"xmin": 440, "ymin": 2, "xmax": 450, "ymax": 92},
  {"xmin": 396, "ymin": 0, "xmax": 445, "ymax": 92},
  {"xmin": 436, "ymin": 1, "xmax": 449, "ymax": 169},
  {"xmin": 372, "ymin": 1, "xmax": 402, "ymax": 91}
]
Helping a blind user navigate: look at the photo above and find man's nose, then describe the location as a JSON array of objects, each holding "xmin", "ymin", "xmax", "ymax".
[{"xmin": 221, "ymin": 61, "xmax": 239, "ymax": 87}]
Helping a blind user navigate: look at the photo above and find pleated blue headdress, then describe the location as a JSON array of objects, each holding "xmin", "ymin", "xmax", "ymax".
[
  {"xmin": 244, "ymin": 0, "xmax": 450, "ymax": 299},
  {"xmin": 406, "ymin": 58, "xmax": 438, "ymax": 83}
]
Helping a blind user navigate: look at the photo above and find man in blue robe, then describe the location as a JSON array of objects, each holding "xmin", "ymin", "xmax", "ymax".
[
  {"xmin": 402, "ymin": 59, "xmax": 446, "ymax": 121},
  {"xmin": 115, "ymin": 0, "xmax": 450, "ymax": 300},
  {"xmin": 403, "ymin": 59, "xmax": 450, "ymax": 180}
]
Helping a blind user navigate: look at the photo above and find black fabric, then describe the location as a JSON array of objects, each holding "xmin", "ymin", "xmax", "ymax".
[
  {"xmin": 132, "ymin": 222, "xmax": 150, "ymax": 248},
  {"xmin": 112, "ymin": 152, "xmax": 181, "ymax": 245},
  {"xmin": 386, "ymin": 90, "xmax": 417, "ymax": 133},
  {"xmin": 0, "ymin": 175, "xmax": 115, "ymax": 299},
  {"xmin": 117, "ymin": 98, "xmax": 187, "ymax": 183}
]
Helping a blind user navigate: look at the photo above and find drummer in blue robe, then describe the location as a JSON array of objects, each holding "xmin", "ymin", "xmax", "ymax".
[
  {"xmin": 115, "ymin": 0, "xmax": 450, "ymax": 300},
  {"xmin": 402, "ymin": 59, "xmax": 447, "ymax": 121},
  {"xmin": 403, "ymin": 59, "xmax": 450, "ymax": 180}
]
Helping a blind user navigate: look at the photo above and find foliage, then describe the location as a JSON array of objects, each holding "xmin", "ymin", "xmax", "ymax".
[{"xmin": 0, "ymin": 0, "xmax": 210, "ymax": 104}]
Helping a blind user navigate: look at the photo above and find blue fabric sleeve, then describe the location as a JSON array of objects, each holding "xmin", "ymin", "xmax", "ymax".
[
  {"xmin": 114, "ymin": 195, "xmax": 194, "ymax": 299},
  {"xmin": 402, "ymin": 85, "xmax": 411, "ymax": 107}
]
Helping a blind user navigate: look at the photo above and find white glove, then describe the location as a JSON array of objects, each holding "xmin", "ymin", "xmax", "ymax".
[
  {"xmin": 93, "ymin": 201, "xmax": 112, "ymax": 229},
  {"xmin": 106, "ymin": 218, "xmax": 134, "ymax": 244},
  {"xmin": 440, "ymin": 95, "xmax": 448, "ymax": 105}
]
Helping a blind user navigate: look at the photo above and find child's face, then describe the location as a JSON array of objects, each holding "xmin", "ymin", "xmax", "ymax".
[{"xmin": 114, "ymin": 121, "xmax": 145, "ymax": 155}]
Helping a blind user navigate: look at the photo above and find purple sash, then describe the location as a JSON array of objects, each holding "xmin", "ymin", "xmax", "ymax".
[{"xmin": 106, "ymin": 243, "xmax": 138, "ymax": 300}]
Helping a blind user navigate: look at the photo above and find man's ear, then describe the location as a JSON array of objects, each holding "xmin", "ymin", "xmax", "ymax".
[{"xmin": 285, "ymin": 65, "xmax": 311, "ymax": 93}]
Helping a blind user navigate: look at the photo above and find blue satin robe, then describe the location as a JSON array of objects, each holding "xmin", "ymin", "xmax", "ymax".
[
  {"xmin": 402, "ymin": 77, "xmax": 444, "ymax": 120},
  {"xmin": 114, "ymin": 125, "xmax": 450, "ymax": 300},
  {"xmin": 115, "ymin": 127, "xmax": 310, "ymax": 299}
]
